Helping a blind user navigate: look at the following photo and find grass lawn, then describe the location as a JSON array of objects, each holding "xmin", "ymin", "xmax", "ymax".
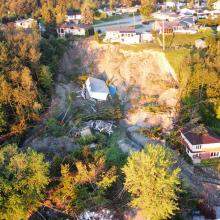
[
  {"xmin": 165, "ymin": 48, "xmax": 190, "ymax": 77},
  {"xmin": 159, "ymin": 32, "xmax": 206, "ymax": 48},
  {"xmin": 201, "ymin": 158, "xmax": 220, "ymax": 172},
  {"xmin": 94, "ymin": 15, "xmax": 123, "ymax": 24},
  {"xmin": 119, "ymin": 42, "xmax": 162, "ymax": 52}
]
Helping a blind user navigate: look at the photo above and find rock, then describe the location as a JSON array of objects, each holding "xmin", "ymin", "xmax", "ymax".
[
  {"xmin": 80, "ymin": 128, "xmax": 92, "ymax": 137},
  {"xmin": 117, "ymin": 138, "xmax": 140, "ymax": 154},
  {"xmin": 89, "ymin": 143, "xmax": 96, "ymax": 148},
  {"xmin": 30, "ymin": 136, "xmax": 78, "ymax": 153}
]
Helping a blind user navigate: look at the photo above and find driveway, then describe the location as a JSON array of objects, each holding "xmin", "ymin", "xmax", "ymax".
[{"xmin": 93, "ymin": 15, "xmax": 153, "ymax": 33}]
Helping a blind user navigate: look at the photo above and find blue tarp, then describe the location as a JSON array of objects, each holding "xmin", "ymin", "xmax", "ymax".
[{"xmin": 108, "ymin": 85, "xmax": 117, "ymax": 97}]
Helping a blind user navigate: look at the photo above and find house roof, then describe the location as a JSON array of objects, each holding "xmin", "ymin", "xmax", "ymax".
[
  {"xmin": 67, "ymin": 9, "xmax": 81, "ymax": 16},
  {"xmin": 59, "ymin": 23, "xmax": 91, "ymax": 29},
  {"xmin": 181, "ymin": 128, "xmax": 220, "ymax": 145},
  {"xmin": 155, "ymin": 20, "xmax": 182, "ymax": 29},
  {"xmin": 86, "ymin": 77, "xmax": 109, "ymax": 94},
  {"xmin": 106, "ymin": 26, "xmax": 136, "ymax": 33}
]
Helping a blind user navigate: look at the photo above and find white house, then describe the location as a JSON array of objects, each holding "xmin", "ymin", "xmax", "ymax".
[
  {"xmin": 165, "ymin": 1, "xmax": 176, "ymax": 8},
  {"xmin": 104, "ymin": 27, "xmax": 141, "ymax": 44},
  {"xmin": 213, "ymin": 1, "xmax": 220, "ymax": 10},
  {"xmin": 142, "ymin": 32, "xmax": 153, "ymax": 42},
  {"xmin": 181, "ymin": 128, "xmax": 220, "ymax": 163},
  {"xmin": 65, "ymin": 9, "xmax": 81, "ymax": 23},
  {"xmin": 86, "ymin": 77, "xmax": 109, "ymax": 101},
  {"xmin": 57, "ymin": 23, "xmax": 91, "ymax": 37},
  {"xmin": 15, "ymin": 18, "xmax": 37, "ymax": 29}
]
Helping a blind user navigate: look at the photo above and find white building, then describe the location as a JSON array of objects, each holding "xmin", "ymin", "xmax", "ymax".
[
  {"xmin": 213, "ymin": 1, "xmax": 220, "ymax": 10},
  {"xmin": 116, "ymin": 5, "xmax": 140, "ymax": 14},
  {"xmin": 65, "ymin": 9, "xmax": 81, "ymax": 23},
  {"xmin": 15, "ymin": 18, "xmax": 36, "ymax": 29},
  {"xmin": 86, "ymin": 77, "xmax": 109, "ymax": 101},
  {"xmin": 57, "ymin": 23, "xmax": 92, "ymax": 37},
  {"xmin": 142, "ymin": 32, "xmax": 153, "ymax": 42},
  {"xmin": 181, "ymin": 128, "xmax": 220, "ymax": 163},
  {"xmin": 165, "ymin": 1, "xmax": 176, "ymax": 8},
  {"xmin": 217, "ymin": 25, "xmax": 220, "ymax": 31},
  {"xmin": 104, "ymin": 27, "xmax": 141, "ymax": 44}
]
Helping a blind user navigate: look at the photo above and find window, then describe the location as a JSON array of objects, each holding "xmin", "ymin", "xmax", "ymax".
[
  {"xmin": 211, "ymin": 152, "xmax": 219, "ymax": 157},
  {"xmin": 196, "ymin": 145, "xmax": 201, "ymax": 149}
]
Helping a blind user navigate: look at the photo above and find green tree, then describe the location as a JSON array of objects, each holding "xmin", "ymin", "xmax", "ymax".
[
  {"xmin": 81, "ymin": 0, "xmax": 96, "ymax": 24},
  {"xmin": 38, "ymin": 65, "xmax": 53, "ymax": 91},
  {"xmin": 122, "ymin": 0, "xmax": 133, "ymax": 7},
  {"xmin": 49, "ymin": 149, "xmax": 117, "ymax": 214},
  {"xmin": 140, "ymin": 0, "xmax": 155, "ymax": 19},
  {"xmin": 0, "ymin": 144, "xmax": 49, "ymax": 220},
  {"xmin": 109, "ymin": 0, "xmax": 116, "ymax": 9},
  {"xmin": 122, "ymin": 144, "xmax": 181, "ymax": 220}
]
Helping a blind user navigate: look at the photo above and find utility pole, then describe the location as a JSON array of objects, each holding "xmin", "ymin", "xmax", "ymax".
[
  {"xmin": 133, "ymin": 12, "xmax": 136, "ymax": 27},
  {"xmin": 162, "ymin": 19, "xmax": 165, "ymax": 51}
]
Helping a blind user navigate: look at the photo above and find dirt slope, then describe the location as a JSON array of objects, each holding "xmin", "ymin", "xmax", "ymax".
[{"xmin": 59, "ymin": 39, "xmax": 179, "ymax": 130}]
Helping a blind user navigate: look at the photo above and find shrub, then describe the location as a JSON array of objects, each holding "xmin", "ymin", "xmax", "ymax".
[
  {"xmin": 46, "ymin": 118, "xmax": 63, "ymax": 137},
  {"xmin": 85, "ymin": 27, "xmax": 95, "ymax": 36},
  {"xmin": 76, "ymin": 135, "xmax": 96, "ymax": 145}
]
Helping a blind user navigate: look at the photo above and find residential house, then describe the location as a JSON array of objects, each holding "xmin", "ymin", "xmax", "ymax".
[
  {"xmin": 103, "ymin": 27, "xmax": 141, "ymax": 44},
  {"xmin": 153, "ymin": 20, "xmax": 186, "ymax": 34},
  {"xmin": 65, "ymin": 9, "xmax": 81, "ymax": 23},
  {"xmin": 142, "ymin": 32, "xmax": 153, "ymax": 42},
  {"xmin": 165, "ymin": 1, "xmax": 176, "ymax": 8},
  {"xmin": 116, "ymin": 5, "xmax": 140, "ymax": 14},
  {"xmin": 86, "ymin": 77, "xmax": 109, "ymax": 101},
  {"xmin": 181, "ymin": 128, "xmax": 220, "ymax": 163},
  {"xmin": 15, "ymin": 18, "xmax": 37, "ymax": 29},
  {"xmin": 213, "ymin": 1, "xmax": 220, "ymax": 10},
  {"xmin": 57, "ymin": 23, "xmax": 91, "ymax": 37}
]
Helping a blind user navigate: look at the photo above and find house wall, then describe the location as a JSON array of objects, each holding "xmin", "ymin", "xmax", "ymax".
[
  {"xmin": 15, "ymin": 20, "xmax": 36, "ymax": 29},
  {"xmin": 181, "ymin": 132, "xmax": 220, "ymax": 161},
  {"xmin": 104, "ymin": 31, "xmax": 141, "ymax": 44},
  {"xmin": 66, "ymin": 14, "xmax": 81, "ymax": 22},
  {"xmin": 58, "ymin": 27, "xmax": 86, "ymax": 37},
  {"xmin": 119, "ymin": 33, "xmax": 141, "ymax": 44}
]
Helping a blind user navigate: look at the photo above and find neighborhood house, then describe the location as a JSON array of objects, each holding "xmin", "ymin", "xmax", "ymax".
[
  {"xmin": 65, "ymin": 9, "xmax": 81, "ymax": 23},
  {"xmin": 15, "ymin": 18, "xmax": 36, "ymax": 29},
  {"xmin": 57, "ymin": 23, "xmax": 91, "ymax": 37},
  {"xmin": 153, "ymin": 20, "xmax": 186, "ymax": 34},
  {"xmin": 86, "ymin": 77, "xmax": 109, "ymax": 101},
  {"xmin": 104, "ymin": 27, "xmax": 141, "ymax": 44},
  {"xmin": 181, "ymin": 128, "xmax": 220, "ymax": 163}
]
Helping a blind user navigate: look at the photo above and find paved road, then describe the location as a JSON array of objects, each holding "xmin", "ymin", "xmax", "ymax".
[{"xmin": 93, "ymin": 15, "xmax": 153, "ymax": 33}]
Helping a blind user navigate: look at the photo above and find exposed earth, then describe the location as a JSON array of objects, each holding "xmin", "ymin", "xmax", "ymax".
[{"xmin": 24, "ymin": 39, "xmax": 220, "ymax": 216}]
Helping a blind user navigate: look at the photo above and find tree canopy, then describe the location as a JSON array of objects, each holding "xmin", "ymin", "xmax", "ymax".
[
  {"xmin": 122, "ymin": 144, "xmax": 181, "ymax": 220},
  {"xmin": 0, "ymin": 144, "xmax": 49, "ymax": 219}
]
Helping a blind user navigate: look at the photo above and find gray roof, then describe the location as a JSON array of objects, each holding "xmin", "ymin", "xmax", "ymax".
[{"xmin": 87, "ymin": 77, "xmax": 109, "ymax": 94}]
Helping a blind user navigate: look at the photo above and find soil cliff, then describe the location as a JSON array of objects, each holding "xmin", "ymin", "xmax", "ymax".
[{"xmin": 59, "ymin": 39, "xmax": 179, "ymax": 130}]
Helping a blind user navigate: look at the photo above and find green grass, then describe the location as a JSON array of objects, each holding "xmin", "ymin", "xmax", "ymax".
[
  {"xmin": 159, "ymin": 32, "xmax": 206, "ymax": 48},
  {"xmin": 119, "ymin": 42, "xmax": 162, "ymax": 52},
  {"xmin": 94, "ymin": 15, "xmax": 123, "ymax": 24},
  {"xmin": 200, "ymin": 158, "xmax": 220, "ymax": 172},
  {"xmin": 165, "ymin": 48, "xmax": 191, "ymax": 82}
]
